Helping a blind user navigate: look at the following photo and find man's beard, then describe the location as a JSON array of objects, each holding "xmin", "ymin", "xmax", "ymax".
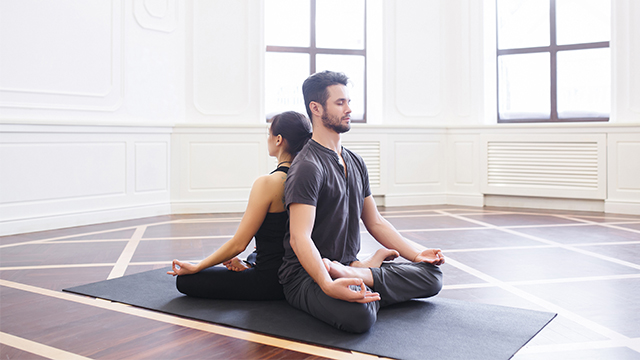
[{"xmin": 321, "ymin": 112, "xmax": 351, "ymax": 133}]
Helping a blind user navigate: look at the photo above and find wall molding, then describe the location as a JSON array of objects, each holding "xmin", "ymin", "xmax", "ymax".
[
  {"xmin": 133, "ymin": 0, "xmax": 178, "ymax": 33},
  {"xmin": 1, "ymin": 122, "xmax": 639, "ymax": 236}
]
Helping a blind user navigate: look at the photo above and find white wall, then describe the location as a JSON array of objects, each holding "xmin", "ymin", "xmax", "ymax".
[{"xmin": 1, "ymin": 0, "xmax": 639, "ymax": 236}]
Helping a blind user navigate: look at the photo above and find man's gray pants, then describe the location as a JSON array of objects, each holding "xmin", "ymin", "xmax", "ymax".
[{"xmin": 282, "ymin": 262, "xmax": 443, "ymax": 333}]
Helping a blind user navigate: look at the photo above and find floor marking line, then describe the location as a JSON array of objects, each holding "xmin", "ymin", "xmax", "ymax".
[
  {"xmin": 0, "ymin": 331, "xmax": 93, "ymax": 360},
  {"xmin": 0, "ymin": 216, "xmax": 239, "ymax": 249},
  {"xmin": 459, "ymin": 210, "xmax": 640, "ymax": 222},
  {"xmin": 107, "ymin": 226, "xmax": 147, "ymax": 280},
  {"xmin": 556, "ymin": 215, "xmax": 640, "ymax": 235},
  {"xmin": 436, "ymin": 211, "xmax": 640, "ymax": 271},
  {"xmin": 0, "ymin": 280, "xmax": 361, "ymax": 360},
  {"xmin": 443, "ymin": 273, "xmax": 640, "ymax": 290},
  {"xmin": 0, "ymin": 261, "xmax": 180, "ymax": 271},
  {"xmin": 403, "ymin": 238, "xmax": 630, "ymax": 342},
  {"xmin": 397, "ymin": 226, "xmax": 489, "ymax": 233},
  {"xmin": 444, "ymin": 257, "xmax": 629, "ymax": 341},
  {"xmin": 520, "ymin": 338, "xmax": 640, "ymax": 354},
  {"xmin": 443, "ymin": 240, "xmax": 640, "ymax": 254}
]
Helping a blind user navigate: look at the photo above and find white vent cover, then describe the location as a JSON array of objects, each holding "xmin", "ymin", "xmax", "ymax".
[
  {"xmin": 343, "ymin": 141, "xmax": 381, "ymax": 187},
  {"xmin": 481, "ymin": 134, "xmax": 606, "ymax": 199}
]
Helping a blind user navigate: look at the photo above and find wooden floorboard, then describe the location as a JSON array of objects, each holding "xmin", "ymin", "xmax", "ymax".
[{"xmin": 1, "ymin": 205, "xmax": 640, "ymax": 359}]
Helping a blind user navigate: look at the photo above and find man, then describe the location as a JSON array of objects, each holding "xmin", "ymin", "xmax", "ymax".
[{"xmin": 279, "ymin": 71, "xmax": 444, "ymax": 333}]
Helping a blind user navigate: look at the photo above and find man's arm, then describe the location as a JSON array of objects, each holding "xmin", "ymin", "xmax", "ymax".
[
  {"xmin": 289, "ymin": 203, "xmax": 381, "ymax": 303},
  {"xmin": 360, "ymin": 196, "xmax": 445, "ymax": 265}
]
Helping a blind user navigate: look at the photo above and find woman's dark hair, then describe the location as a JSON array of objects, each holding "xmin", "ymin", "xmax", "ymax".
[
  {"xmin": 302, "ymin": 70, "xmax": 349, "ymax": 122},
  {"xmin": 270, "ymin": 111, "xmax": 312, "ymax": 156}
]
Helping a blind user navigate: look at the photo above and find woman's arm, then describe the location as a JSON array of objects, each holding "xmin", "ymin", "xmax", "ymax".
[{"xmin": 167, "ymin": 176, "xmax": 274, "ymax": 276}]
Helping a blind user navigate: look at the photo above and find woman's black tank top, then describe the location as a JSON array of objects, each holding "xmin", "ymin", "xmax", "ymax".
[{"xmin": 253, "ymin": 166, "xmax": 289, "ymax": 270}]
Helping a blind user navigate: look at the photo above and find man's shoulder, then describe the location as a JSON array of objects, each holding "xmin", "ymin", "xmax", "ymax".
[
  {"xmin": 291, "ymin": 143, "xmax": 326, "ymax": 170},
  {"xmin": 342, "ymin": 146, "xmax": 366, "ymax": 166}
]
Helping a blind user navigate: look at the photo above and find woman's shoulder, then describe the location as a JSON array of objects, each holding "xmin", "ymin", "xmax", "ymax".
[{"xmin": 254, "ymin": 170, "xmax": 287, "ymax": 190}]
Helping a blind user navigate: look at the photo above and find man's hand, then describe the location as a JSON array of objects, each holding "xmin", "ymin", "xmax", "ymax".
[
  {"xmin": 166, "ymin": 259, "xmax": 199, "ymax": 276},
  {"xmin": 321, "ymin": 278, "xmax": 381, "ymax": 303},
  {"xmin": 413, "ymin": 249, "xmax": 445, "ymax": 266}
]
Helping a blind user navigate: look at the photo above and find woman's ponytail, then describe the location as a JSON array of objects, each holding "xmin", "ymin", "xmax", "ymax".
[{"xmin": 270, "ymin": 111, "xmax": 312, "ymax": 157}]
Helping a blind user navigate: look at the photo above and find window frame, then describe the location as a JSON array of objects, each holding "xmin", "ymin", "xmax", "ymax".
[
  {"xmin": 496, "ymin": 0, "xmax": 610, "ymax": 123},
  {"xmin": 265, "ymin": 0, "xmax": 367, "ymax": 122}
]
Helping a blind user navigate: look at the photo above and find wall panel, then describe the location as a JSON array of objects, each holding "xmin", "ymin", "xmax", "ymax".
[
  {"xmin": 170, "ymin": 126, "xmax": 268, "ymax": 214},
  {"xmin": 135, "ymin": 142, "xmax": 169, "ymax": 193},
  {"xmin": 189, "ymin": 142, "xmax": 260, "ymax": 190},
  {"xmin": 385, "ymin": 132, "xmax": 447, "ymax": 206},
  {"xmin": 607, "ymin": 132, "xmax": 640, "ymax": 214},
  {"xmin": 0, "ymin": 124, "xmax": 172, "ymax": 236},
  {"xmin": 0, "ymin": 142, "xmax": 126, "ymax": 204},
  {"xmin": 393, "ymin": 0, "xmax": 442, "ymax": 118},
  {"xmin": 0, "ymin": 0, "xmax": 123, "ymax": 111}
]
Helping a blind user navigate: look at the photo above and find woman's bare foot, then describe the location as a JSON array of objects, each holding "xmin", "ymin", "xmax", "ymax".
[
  {"xmin": 323, "ymin": 258, "xmax": 374, "ymax": 287},
  {"xmin": 223, "ymin": 257, "xmax": 251, "ymax": 272},
  {"xmin": 351, "ymin": 248, "xmax": 399, "ymax": 268}
]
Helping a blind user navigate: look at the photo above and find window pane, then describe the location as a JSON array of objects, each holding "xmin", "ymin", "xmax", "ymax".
[
  {"xmin": 316, "ymin": 0, "xmax": 365, "ymax": 50},
  {"xmin": 316, "ymin": 54, "xmax": 365, "ymax": 120},
  {"xmin": 556, "ymin": 0, "xmax": 610, "ymax": 45},
  {"xmin": 497, "ymin": 0, "xmax": 549, "ymax": 49},
  {"xmin": 265, "ymin": 52, "xmax": 309, "ymax": 119},
  {"xmin": 498, "ymin": 53, "xmax": 550, "ymax": 119},
  {"xmin": 265, "ymin": 0, "xmax": 310, "ymax": 47},
  {"xmin": 557, "ymin": 48, "xmax": 610, "ymax": 118}
]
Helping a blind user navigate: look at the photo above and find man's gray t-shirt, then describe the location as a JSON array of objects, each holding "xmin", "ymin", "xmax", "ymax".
[{"xmin": 278, "ymin": 139, "xmax": 372, "ymax": 285}]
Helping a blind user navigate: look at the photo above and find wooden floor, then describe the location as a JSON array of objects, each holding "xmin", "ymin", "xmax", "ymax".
[{"xmin": 1, "ymin": 205, "xmax": 640, "ymax": 359}]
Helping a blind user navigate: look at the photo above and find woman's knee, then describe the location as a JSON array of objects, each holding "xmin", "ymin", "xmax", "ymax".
[{"xmin": 175, "ymin": 275, "xmax": 190, "ymax": 295}]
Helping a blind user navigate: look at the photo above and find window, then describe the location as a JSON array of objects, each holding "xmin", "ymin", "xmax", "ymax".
[
  {"xmin": 264, "ymin": 0, "xmax": 366, "ymax": 121},
  {"xmin": 496, "ymin": 0, "xmax": 610, "ymax": 123}
]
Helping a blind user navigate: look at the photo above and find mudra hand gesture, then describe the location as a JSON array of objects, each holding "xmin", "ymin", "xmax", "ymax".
[{"xmin": 413, "ymin": 249, "xmax": 445, "ymax": 266}]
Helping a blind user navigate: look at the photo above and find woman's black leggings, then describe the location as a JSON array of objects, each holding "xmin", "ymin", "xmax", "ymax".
[{"xmin": 176, "ymin": 265, "xmax": 284, "ymax": 301}]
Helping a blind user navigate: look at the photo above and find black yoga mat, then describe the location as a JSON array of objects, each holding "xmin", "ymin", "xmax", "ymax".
[{"xmin": 64, "ymin": 268, "xmax": 555, "ymax": 360}]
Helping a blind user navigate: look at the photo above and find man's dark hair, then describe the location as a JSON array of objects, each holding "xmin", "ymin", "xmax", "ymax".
[{"xmin": 302, "ymin": 71, "xmax": 349, "ymax": 122}]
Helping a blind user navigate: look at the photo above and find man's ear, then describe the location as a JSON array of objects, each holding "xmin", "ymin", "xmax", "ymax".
[{"xmin": 309, "ymin": 101, "xmax": 323, "ymax": 117}]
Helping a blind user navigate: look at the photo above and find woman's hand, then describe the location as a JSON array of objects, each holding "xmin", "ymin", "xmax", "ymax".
[{"xmin": 166, "ymin": 259, "xmax": 199, "ymax": 276}]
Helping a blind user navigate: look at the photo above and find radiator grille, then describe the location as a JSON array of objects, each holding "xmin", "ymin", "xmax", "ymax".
[
  {"xmin": 343, "ymin": 141, "xmax": 381, "ymax": 187},
  {"xmin": 487, "ymin": 141, "xmax": 599, "ymax": 190}
]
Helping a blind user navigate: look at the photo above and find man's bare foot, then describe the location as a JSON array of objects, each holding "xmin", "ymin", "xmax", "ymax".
[
  {"xmin": 323, "ymin": 258, "xmax": 374, "ymax": 287},
  {"xmin": 351, "ymin": 248, "xmax": 399, "ymax": 268},
  {"xmin": 223, "ymin": 257, "xmax": 251, "ymax": 272}
]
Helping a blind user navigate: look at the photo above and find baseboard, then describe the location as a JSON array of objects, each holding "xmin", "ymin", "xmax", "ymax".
[
  {"xmin": 0, "ymin": 203, "xmax": 172, "ymax": 237},
  {"xmin": 484, "ymin": 195, "xmax": 605, "ymax": 213},
  {"xmin": 604, "ymin": 200, "xmax": 640, "ymax": 215},
  {"xmin": 382, "ymin": 193, "xmax": 448, "ymax": 207},
  {"xmin": 446, "ymin": 193, "xmax": 484, "ymax": 207},
  {"xmin": 171, "ymin": 200, "xmax": 248, "ymax": 215}
]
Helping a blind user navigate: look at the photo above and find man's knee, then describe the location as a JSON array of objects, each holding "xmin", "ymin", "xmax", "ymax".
[
  {"xmin": 417, "ymin": 262, "xmax": 443, "ymax": 297},
  {"xmin": 337, "ymin": 303, "xmax": 377, "ymax": 333}
]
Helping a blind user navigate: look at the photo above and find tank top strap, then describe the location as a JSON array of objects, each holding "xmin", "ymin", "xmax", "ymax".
[{"xmin": 270, "ymin": 166, "xmax": 289, "ymax": 174}]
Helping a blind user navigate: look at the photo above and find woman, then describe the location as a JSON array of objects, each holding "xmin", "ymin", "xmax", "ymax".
[{"xmin": 167, "ymin": 111, "xmax": 312, "ymax": 300}]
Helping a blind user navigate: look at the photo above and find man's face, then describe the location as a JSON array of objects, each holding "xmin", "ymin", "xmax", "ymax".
[{"xmin": 320, "ymin": 84, "xmax": 352, "ymax": 134}]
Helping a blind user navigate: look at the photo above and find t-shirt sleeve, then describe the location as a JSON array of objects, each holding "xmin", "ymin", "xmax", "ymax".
[
  {"xmin": 360, "ymin": 157, "xmax": 372, "ymax": 198},
  {"xmin": 285, "ymin": 159, "xmax": 322, "ymax": 208}
]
